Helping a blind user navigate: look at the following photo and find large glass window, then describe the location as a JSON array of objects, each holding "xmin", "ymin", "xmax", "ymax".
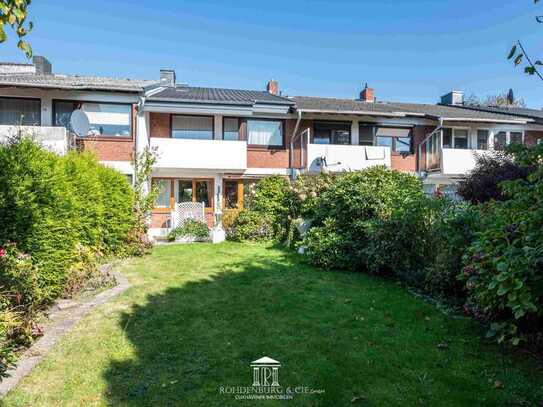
[
  {"xmin": 359, "ymin": 125, "xmax": 374, "ymax": 146},
  {"xmin": 477, "ymin": 130, "xmax": 489, "ymax": 150},
  {"xmin": 247, "ymin": 120, "xmax": 283, "ymax": 146},
  {"xmin": 494, "ymin": 131, "xmax": 507, "ymax": 150},
  {"xmin": 195, "ymin": 180, "xmax": 212, "ymax": 207},
  {"xmin": 453, "ymin": 129, "xmax": 469, "ymax": 149},
  {"xmin": 375, "ymin": 127, "xmax": 412, "ymax": 153},
  {"xmin": 0, "ymin": 97, "xmax": 40, "ymax": 126},
  {"xmin": 177, "ymin": 180, "xmax": 193, "ymax": 203},
  {"xmin": 153, "ymin": 179, "xmax": 171, "ymax": 208},
  {"xmin": 223, "ymin": 118, "xmax": 239, "ymax": 140},
  {"xmin": 443, "ymin": 128, "xmax": 469, "ymax": 149},
  {"xmin": 53, "ymin": 100, "xmax": 131, "ymax": 137},
  {"xmin": 172, "ymin": 115, "xmax": 213, "ymax": 140},
  {"xmin": 224, "ymin": 180, "xmax": 239, "ymax": 209},
  {"xmin": 314, "ymin": 121, "xmax": 351, "ymax": 145},
  {"xmin": 510, "ymin": 132, "xmax": 523, "ymax": 145}
]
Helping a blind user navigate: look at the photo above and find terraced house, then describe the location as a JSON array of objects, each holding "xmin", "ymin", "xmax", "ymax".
[{"xmin": 1, "ymin": 56, "xmax": 543, "ymax": 239}]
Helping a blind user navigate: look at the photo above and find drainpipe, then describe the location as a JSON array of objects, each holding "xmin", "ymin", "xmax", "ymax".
[
  {"xmin": 289, "ymin": 109, "xmax": 303, "ymax": 179},
  {"xmin": 418, "ymin": 117, "xmax": 443, "ymax": 174}
]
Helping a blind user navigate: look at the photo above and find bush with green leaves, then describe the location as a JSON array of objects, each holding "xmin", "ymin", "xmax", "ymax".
[
  {"xmin": 460, "ymin": 144, "xmax": 543, "ymax": 346},
  {"xmin": 167, "ymin": 219, "xmax": 209, "ymax": 242},
  {"xmin": 0, "ymin": 137, "xmax": 139, "ymax": 374},
  {"xmin": 250, "ymin": 176, "xmax": 296, "ymax": 240},
  {"xmin": 227, "ymin": 210, "xmax": 274, "ymax": 242},
  {"xmin": 303, "ymin": 167, "xmax": 424, "ymax": 273},
  {"xmin": 456, "ymin": 150, "xmax": 531, "ymax": 204}
]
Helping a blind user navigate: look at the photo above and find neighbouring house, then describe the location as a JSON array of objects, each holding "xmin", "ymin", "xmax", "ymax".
[{"xmin": 1, "ymin": 56, "xmax": 542, "ymax": 239}]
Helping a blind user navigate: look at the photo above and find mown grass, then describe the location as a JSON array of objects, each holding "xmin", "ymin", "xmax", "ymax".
[{"xmin": 3, "ymin": 243, "xmax": 543, "ymax": 406}]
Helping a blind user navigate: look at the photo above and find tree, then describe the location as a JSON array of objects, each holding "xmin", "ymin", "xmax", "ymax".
[
  {"xmin": 0, "ymin": 0, "xmax": 33, "ymax": 58},
  {"xmin": 464, "ymin": 90, "xmax": 526, "ymax": 108},
  {"xmin": 507, "ymin": 1, "xmax": 543, "ymax": 80}
]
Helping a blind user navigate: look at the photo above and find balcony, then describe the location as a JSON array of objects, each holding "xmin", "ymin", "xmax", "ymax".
[
  {"xmin": 150, "ymin": 138, "xmax": 247, "ymax": 171},
  {"xmin": 306, "ymin": 144, "xmax": 391, "ymax": 172},
  {"xmin": 0, "ymin": 125, "xmax": 68, "ymax": 155}
]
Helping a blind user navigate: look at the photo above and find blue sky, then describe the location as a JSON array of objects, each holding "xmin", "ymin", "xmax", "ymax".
[{"xmin": 2, "ymin": 0, "xmax": 543, "ymax": 106}]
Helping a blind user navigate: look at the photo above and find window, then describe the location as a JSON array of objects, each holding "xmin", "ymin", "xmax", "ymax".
[
  {"xmin": 375, "ymin": 127, "xmax": 412, "ymax": 153},
  {"xmin": 494, "ymin": 131, "xmax": 507, "ymax": 150},
  {"xmin": 224, "ymin": 180, "xmax": 239, "ymax": 209},
  {"xmin": 453, "ymin": 129, "xmax": 468, "ymax": 149},
  {"xmin": 443, "ymin": 128, "xmax": 469, "ymax": 149},
  {"xmin": 0, "ymin": 97, "xmax": 40, "ymax": 126},
  {"xmin": 172, "ymin": 115, "xmax": 213, "ymax": 140},
  {"xmin": 243, "ymin": 179, "xmax": 258, "ymax": 209},
  {"xmin": 195, "ymin": 180, "xmax": 212, "ymax": 207},
  {"xmin": 177, "ymin": 180, "xmax": 193, "ymax": 203},
  {"xmin": 359, "ymin": 125, "xmax": 374, "ymax": 146},
  {"xmin": 314, "ymin": 121, "xmax": 351, "ymax": 145},
  {"xmin": 510, "ymin": 132, "xmax": 523, "ymax": 145},
  {"xmin": 53, "ymin": 100, "xmax": 131, "ymax": 137},
  {"xmin": 247, "ymin": 120, "xmax": 283, "ymax": 146},
  {"xmin": 153, "ymin": 179, "xmax": 171, "ymax": 208},
  {"xmin": 477, "ymin": 130, "xmax": 489, "ymax": 150},
  {"xmin": 223, "ymin": 118, "xmax": 239, "ymax": 140}
]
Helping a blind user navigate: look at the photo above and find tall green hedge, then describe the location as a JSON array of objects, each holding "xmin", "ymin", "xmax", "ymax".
[{"xmin": 0, "ymin": 138, "xmax": 137, "ymax": 376}]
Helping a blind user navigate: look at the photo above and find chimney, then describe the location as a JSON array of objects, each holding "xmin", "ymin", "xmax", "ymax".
[
  {"xmin": 160, "ymin": 69, "xmax": 176, "ymax": 87},
  {"xmin": 267, "ymin": 79, "xmax": 279, "ymax": 95},
  {"xmin": 440, "ymin": 90, "xmax": 464, "ymax": 106},
  {"xmin": 32, "ymin": 56, "xmax": 52, "ymax": 75},
  {"xmin": 360, "ymin": 83, "xmax": 374, "ymax": 103}
]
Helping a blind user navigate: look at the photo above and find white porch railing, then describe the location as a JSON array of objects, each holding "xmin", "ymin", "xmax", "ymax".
[
  {"xmin": 0, "ymin": 125, "xmax": 69, "ymax": 155},
  {"xmin": 306, "ymin": 144, "xmax": 391, "ymax": 172},
  {"xmin": 170, "ymin": 202, "xmax": 205, "ymax": 229}
]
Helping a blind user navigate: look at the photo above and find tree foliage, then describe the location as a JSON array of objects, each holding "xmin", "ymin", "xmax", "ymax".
[{"xmin": 0, "ymin": 0, "xmax": 33, "ymax": 57}]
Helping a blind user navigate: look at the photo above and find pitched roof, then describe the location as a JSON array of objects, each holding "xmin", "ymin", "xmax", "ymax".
[
  {"xmin": 388, "ymin": 102, "xmax": 530, "ymax": 122},
  {"xmin": 0, "ymin": 73, "xmax": 155, "ymax": 92},
  {"xmin": 148, "ymin": 85, "xmax": 294, "ymax": 105},
  {"xmin": 290, "ymin": 96, "xmax": 531, "ymax": 123}
]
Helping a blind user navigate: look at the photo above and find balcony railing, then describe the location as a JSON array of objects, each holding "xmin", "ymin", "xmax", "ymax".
[
  {"xmin": 419, "ymin": 130, "xmax": 492, "ymax": 175},
  {"xmin": 0, "ymin": 125, "xmax": 68, "ymax": 155},
  {"xmin": 306, "ymin": 144, "xmax": 391, "ymax": 172},
  {"xmin": 150, "ymin": 138, "xmax": 247, "ymax": 171}
]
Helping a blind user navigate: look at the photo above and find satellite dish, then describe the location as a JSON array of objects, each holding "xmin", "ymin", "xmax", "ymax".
[{"xmin": 70, "ymin": 109, "xmax": 89, "ymax": 137}]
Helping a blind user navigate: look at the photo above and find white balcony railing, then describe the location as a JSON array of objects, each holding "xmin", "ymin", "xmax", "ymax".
[
  {"xmin": 441, "ymin": 148, "xmax": 492, "ymax": 175},
  {"xmin": 150, "ymin": 138, "xmax": 247, "ymax": 171},
  {"xmin": 307, "ymin": 144, "xmax": 391, "ymax": 172},
  {"xmin": 0, "ymin": 125, "xmax": 68, "ymax": 155}
]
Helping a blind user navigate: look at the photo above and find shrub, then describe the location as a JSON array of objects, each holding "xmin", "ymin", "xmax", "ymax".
[
  {"xmin": 456, "ymin": 150, "xmax": 531, "ymax": 204},
  {"xmin": 303, "ymin": 167, "xmax": 424, "ymax": 272},
  {"xmin": 250, "ymin": 176, "xmax": 295, "ymax": 240},
  {"xmin": 460, "ymin": 145, "xmax": 543, "ymax": 346},
  {"xmin": 291, "ymin": 173, "xmax": 336, "ymax": 219},
  {"xmin": 167, "ymin": 219, "xmax": 209, "ymax": 242},
  {"xmin": 227, "ymin": 210, "xmax": 274, "ymax": 242},
  {"xmin": 221, "ymin": 210, "xmax": 241, "ymax": 237},
  {"xmin": 0, "ymin": 137, "xmax": 140, "ymax": 374}
]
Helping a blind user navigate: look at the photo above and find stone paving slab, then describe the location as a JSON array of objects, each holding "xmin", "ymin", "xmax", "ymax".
[{"xmin": 0, "ymin": 269, "xmax": 131, "ymax": 398}]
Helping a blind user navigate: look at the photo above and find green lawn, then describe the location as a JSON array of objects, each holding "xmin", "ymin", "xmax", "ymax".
[{"xmin": 4, "ymin": 243, "xmax": 543, "ymax": 406}]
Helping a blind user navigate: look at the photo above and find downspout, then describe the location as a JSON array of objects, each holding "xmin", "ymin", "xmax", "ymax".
[
  {"xmin": 289, "ymin": 109, "xmax": 303, "ymax": 179},
  {"xmin": 418, "ymin": 117, "xmax": 443, "ymax": 174}
]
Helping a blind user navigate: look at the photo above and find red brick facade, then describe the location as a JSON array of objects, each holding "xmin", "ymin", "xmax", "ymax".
[{"xmin": 150, "ymin": 112, "xmax": 170, "ymax": 138}]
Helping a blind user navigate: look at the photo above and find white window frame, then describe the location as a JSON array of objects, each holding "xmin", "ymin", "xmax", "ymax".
[
  {"xmin": 491, "ymin": 130, "xmax": 525, "ymax": 149},
  {"xmin": 442, "ymin": 126, "xmax": 471, "ymax": 149},
  {"xmin": 476, "ymin": 128, "xmax": 491, "ymax": 150}
]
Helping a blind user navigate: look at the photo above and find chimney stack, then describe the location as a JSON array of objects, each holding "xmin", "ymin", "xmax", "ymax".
[
  {"xmin": 267, "ymin": 79, "xmax": 279, "ymax": 95},
  {"xmin": 160, "ymin": 69, "xmax": 176, "ymax": 87},
  {"xmin": 440, "ymin": 90, "xmax": 464, "ymax": 106},
  {"xmin": 32, "ymin": 56, "xmax": 52, "ymax": 75},
  {"xmin": 360, "ymin": 83, "xmax": 374, "ymax": 103}
]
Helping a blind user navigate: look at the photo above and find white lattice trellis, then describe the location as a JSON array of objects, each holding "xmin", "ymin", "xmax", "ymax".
[{"xmin": 171, "ymin": 202, "xmax": 205, "ymax": 229}]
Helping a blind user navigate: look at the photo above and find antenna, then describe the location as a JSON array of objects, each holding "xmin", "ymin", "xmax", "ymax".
[{"xmin": 70, "ymin": 109, "xmax": 90, "ymax": 137}]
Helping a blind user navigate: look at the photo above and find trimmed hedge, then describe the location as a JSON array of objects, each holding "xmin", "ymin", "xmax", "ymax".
[{"xmin": 0, "ymin": 138, "xmax": 139, "ymax": 376}]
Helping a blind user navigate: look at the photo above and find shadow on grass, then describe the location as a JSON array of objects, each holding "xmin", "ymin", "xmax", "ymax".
[{"xmin": 102, "ymin": 246, "xmax": 543, "ymax": 407}]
